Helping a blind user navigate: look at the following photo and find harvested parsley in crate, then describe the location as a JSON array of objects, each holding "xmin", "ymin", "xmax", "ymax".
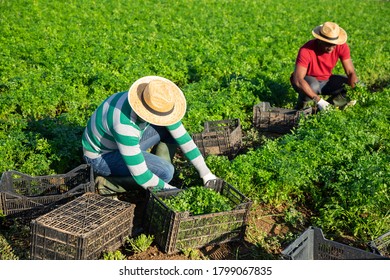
[
  {"xmin": 144, "ymin": 179, "xmax": 252, "ymax": 254},
  {"xmin": 162, "ymin": 186, "xmax": 234, "ymax": 215}
]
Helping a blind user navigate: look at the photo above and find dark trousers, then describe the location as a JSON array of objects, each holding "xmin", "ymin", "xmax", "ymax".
[{"xmin": 290, "ymin": 74, "xmax": 349, "ymax": 109}]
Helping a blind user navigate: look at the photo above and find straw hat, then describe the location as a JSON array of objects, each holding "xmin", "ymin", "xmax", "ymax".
[
  {"xmin": 312, "ymin": 22, "xmax": 347, "ymax": 45},
  {"xmin": 128, "ymin": 76, "xmax": 186, "ymax": 126}
]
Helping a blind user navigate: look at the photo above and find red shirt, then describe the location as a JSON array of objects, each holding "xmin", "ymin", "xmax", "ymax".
[{"xmin": 295, "ymin": 39, "xmax": 351, "ymax": 80}]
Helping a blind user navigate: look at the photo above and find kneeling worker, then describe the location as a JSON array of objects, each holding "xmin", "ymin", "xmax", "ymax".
[{"xmin": 82, "ymin": 76, "xmax": 216, "ymax": 196}]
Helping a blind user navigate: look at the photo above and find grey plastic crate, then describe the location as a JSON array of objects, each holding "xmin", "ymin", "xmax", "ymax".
[
  {"xmin": 253, "ymin": 102, "xmax": 313, "ymax": 134},
  {"xmin": 143, "ymin": 179, "xmax": 252, "ymax": 254},
  {"xmin": 282, "ymin": 226, "xmax": 389, "ymax": 260},
  {"xmin": 0, "ymin": 164, "xmax": 95, "ymax": 219},
  {"xmin": 369, "ymin": 230, "xmax": 390, "ymax": 258},
  {"xmin": 192, "ymin": 119, "xmax": 242, "ymax": 159},
  {"xmin": 30, "ymin": 192, "xmax": 135, "ymax": 260}
]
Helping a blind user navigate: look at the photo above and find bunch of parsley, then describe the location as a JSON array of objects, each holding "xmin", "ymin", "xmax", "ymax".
[{"xmin": 163, "ymin": 186, "xmax": 233, "ymax": 215}]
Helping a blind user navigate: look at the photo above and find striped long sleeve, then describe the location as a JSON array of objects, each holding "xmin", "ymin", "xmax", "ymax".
[
  {"xmin": 82, "ymin": 91, "xmax": 210, "ymax": 190},
  {"xmin": 167, "ymin": 121, "xmax": 211, "ymax": 178}
]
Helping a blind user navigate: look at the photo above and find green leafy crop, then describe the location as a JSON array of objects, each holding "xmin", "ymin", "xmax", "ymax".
[
  {"xmin": 125, "ymin": 234, "xmax": 154, "ymax": 254},
  {"xmin": 163, "ymin": 186, "xmax": 233, "ymax": 215}
]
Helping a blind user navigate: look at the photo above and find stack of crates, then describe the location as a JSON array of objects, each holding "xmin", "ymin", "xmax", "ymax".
[
  {"xmin": 0, "ymin": 164, "xmax": 95, "ymax": 219},
  {"xmin": 30, "ymin": 192, "xmax": 135, "ymax": 260},
  {"xmin": 192, "ymin": 118, "xmax": 242, "ymax": 159},
  {"xmin": 143, "ymin": 179, "xmax": 252, "ymax": 254},
  {"xmin": 253, "ymin": 102, "xmax": 313, "ymax": 135},
  {"xmin": 281, "ymin": 226, "xmax": 389, "ymax": 260}
]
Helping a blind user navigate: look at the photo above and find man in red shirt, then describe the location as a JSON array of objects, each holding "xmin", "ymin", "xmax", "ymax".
[{"xmin": 291, "ymin": 22, "xmax": 359, "ymax": 110}]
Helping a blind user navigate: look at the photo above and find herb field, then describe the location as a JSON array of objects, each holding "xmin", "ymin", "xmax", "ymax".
[{"xmin": 1, "ymin": 0, "xmax": 389, "ymax": 259}]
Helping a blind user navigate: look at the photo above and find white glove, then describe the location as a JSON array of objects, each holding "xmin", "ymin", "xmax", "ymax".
[
  {"xmin": 161, "ymin": 184, "xmax": 178, "ymax": 191},
  {"xmin": 317, "ymin": 98, "xmax": 331, "ymax": 111},
  {"xmin": 202, "ymin": 173, "xmax": 217, "ymax": 185}
]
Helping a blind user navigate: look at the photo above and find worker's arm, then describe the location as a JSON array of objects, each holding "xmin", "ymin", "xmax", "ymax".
[
  {"xmin": 341, "ymin": 58, "xmax": 359, "ymax": 88},
  {"xmin": 291, "ymin": 64, "xmax": 321, "ymax": 102}
]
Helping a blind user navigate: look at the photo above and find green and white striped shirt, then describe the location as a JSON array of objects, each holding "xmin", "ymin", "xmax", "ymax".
[{"xmin": 82, "ymin": 91, "xmax": 211, "ymax": 190}]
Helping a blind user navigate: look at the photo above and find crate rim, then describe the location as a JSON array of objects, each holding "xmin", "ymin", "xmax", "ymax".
[{"xmin": 0, "ymin": 163, "xmax": 94, "ymax": 191}]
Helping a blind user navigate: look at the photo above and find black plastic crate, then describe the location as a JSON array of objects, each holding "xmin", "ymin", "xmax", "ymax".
[
  {"xmin": 369, "ymin": 230, "xmax": 390, "ymax": 258},
  {"xmin": 143, "ymin": 179, "xmax": 252, "ymax": 254},
  {"xmin": 0, "ymin": 164, "xmax": 95, "ymax": 218},
  {"xmin": 30, "ymin": 192, "xmax": 135, "ymax": 260},
  {"xmin": 253, "ymin": 102, "xmax": 313, "ymax": 134},
  {"xmin": 192, "ymin": 119, "xmax": 242, "ymax": 159},
  {"xmin": 282, "ymin": 226, "xmax": 389, "ymax": 260}
]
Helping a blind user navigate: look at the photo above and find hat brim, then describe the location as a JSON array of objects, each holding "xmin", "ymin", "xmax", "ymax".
[
  {"xmin": 128, "ymin": 76, "xmax": 186, "ymax": 126},
  {"xmin": 312, "ymin": 25, "xmax": 347, "ymax": 45}
]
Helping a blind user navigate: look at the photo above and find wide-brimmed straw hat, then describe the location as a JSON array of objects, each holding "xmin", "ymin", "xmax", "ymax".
[
  {"xmin": 128, "ymin": 76, "xmax": 186, "ymax": 126},
  {"xmin": 312, "ymin": 22, "xmax": 347, "ymax": 45}
]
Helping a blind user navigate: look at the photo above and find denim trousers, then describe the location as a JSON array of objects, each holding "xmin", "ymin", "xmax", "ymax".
[{"xmin": 84, "ymin": 124, "xmax": 175, "ymax": 182}]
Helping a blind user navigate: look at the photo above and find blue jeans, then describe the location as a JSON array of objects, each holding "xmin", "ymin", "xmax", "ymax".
[{"xmin": 84, "ymin": 124, "xmax": 175, "ymax": 183}]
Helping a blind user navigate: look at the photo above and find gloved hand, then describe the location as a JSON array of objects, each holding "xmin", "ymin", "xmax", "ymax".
[
  {"xmin": 160, "ymin": 184, "xmax": 178, "ymax": 191},
  {"xmin": 317, "ymin": 98, "xmax": 331, "ymax": 111},
  {"xmin": 154, "ymin": 184, "xmax": 178, "ymax": 192},
  {"xmin": 202, "ymin": 173, "xmax": 217, "ymax": 185}
]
